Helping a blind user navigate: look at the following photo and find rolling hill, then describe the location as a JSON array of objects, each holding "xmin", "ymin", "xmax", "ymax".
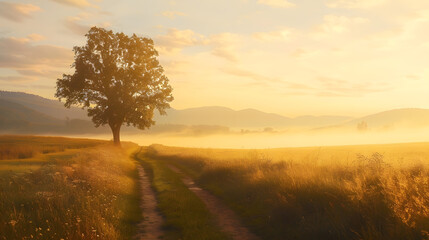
[
  {"xmin": 0, "ymin": 91, "xmax": 88, "ymax": 120},
  {"xmin": 156, "ymin": 106, "xmax": 352, "ymax": 129},
  {"xmin": 4, "ymin": 90, "xmax": 429, "ymax": 135},
  {"xmin": 0, "ymin": 91, "xmax": 353, "ymax": 130},
  {"xmin": 0, "ymin": 98, "xmax": 63, "ymax": 133},
  {"xmin": 344, "ymin": 108, "xmax": 429, "ymax": 130}
]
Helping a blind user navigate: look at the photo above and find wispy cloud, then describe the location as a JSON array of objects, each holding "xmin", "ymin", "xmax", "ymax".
[
  {"xmin": 257, "ymin": 0, "xmax": 295, "ymax": 8},
  {"xmin": 0, "ymin": 36, "xmax": 72, "ymax": 82},
  {"xmin": 0, "ymin": 75, "xmax": 38, "ymax": 82},
  {"xmin": 50, "ymin": 0, "xmax": 96, "ymax": 8},
  {"xmin": 155, "ymin": 28, "xmax": 205, "ymax": 54},
  {"xmin": 161, "ymin": 11, "xmax": 187, "ymax": 19},
  {"xmin": 222, "ymin": 67, "xmax": 313, "ymax": 91},
  {"xmin": 0, "ymin": 2, "xmax": 40, "ymax": 22},
  {"xmin": 64, "ymin": 13, "xmax": 111, "ymax": 35},
  {"xmin": 207, "ymin": 33, "xmax": 242, "ymax": 62},
  {"xmin": 222, "ymin": 67, "xmax": 279, "ymax": 83},
  {"xmin": 315, "ymin": 15, "xmax": 369, "ymax": 35},
  {"xmin": 317, "ymin": 77, "xmax": 389, "ymax": 97},
  {"xmin": 325, "ymin": 0, "xmax": 386, "ymax": 9},
  {"xmin": 253, "ymin": 28, "xmax": 293, "ymax": 41},
  {"xmin": 64, "ymin": 16, "xmax": 90, "ymax": 35},
  {"xmin": 154, "ymin": 28, "xmax": 242, "ymax": 62},
  {"xmin": 27, "ymin": 33, "xmax": 45, "ymax": 41}
]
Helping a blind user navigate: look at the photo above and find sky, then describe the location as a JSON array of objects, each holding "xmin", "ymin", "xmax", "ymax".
[{"xmin": 1, "ymin": 0, "xmax": 429, "ymax": 117}]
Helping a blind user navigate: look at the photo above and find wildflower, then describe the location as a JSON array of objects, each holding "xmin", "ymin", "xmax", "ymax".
[{"xmin": 9, "ymin": 220, "xmax": 17, "ymax": 227}]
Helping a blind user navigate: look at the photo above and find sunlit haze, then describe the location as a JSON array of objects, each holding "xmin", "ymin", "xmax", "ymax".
[
  {"xmin": 2, "ymin": 0, "xmax": 429, "ymax": 117},
  {"xmin": 1, "ymin": 2, "xmax": 429, "ymax": 238}
]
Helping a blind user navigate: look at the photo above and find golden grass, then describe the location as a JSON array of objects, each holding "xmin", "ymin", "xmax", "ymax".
[
  {"xmin": 0, "ymin": 139, "xmax": 141, "ymax": 240},
  {"xmin": 0, "ymin": 135, "xmax": 105, "ymax": 160},
  {"xmin": 148, "ymin": 143, "xmax": 429, "ymax": 240}
]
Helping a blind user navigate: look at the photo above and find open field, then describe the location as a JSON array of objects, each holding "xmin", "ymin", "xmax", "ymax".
[
  {"xmin": 0, "ymin": 135, "xmax": 106, "ymax": 160},
  {"xmin": 147, "ymin": 143, "xmax": 429, "ymax": 240},
  {"xmin": 0, "ymin": 135, "xmax": 141, "ymax": 240},
  {"xmin": 1, "ymin": 135, "xmax": 428, "ymax": 240}
]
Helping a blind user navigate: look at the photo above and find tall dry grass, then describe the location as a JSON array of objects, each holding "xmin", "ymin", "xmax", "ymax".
[
  {"xmin": 148, "ymin": 145, "xmax": 429, "ymax": 240},
  {"xmin": 0, "ymin": 143, "xmax": 141, "ymax": 240},
  {"xmin": 0, "ymin": 135, "xmax": 105, "ymax": 160}
]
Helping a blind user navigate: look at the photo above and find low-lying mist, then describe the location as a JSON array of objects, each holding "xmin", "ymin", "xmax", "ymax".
[{"xmin": 77, "ymin": 126, "xmax": 429, "ymax": 149}]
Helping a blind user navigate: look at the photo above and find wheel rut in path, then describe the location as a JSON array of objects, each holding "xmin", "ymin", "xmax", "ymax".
[
  {"xmin": 167, "ymin": 164, "xmax": 260, "ymax": 240},
  {"xmin": 135, "ymin": 165, "xmax": 164, "ymax": 240}
]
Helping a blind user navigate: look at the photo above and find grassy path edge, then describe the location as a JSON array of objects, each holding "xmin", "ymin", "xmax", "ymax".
[{"xmin": 135, "ymin": 149, "xmax": 231, "ymax": 240}]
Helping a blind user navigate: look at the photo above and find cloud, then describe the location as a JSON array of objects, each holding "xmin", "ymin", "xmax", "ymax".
[
  {"xmin": 291, "ymin": 48, "xmax": 307, "ymax": 58},
  {"xmin": 50, "ymin": 0, "xmax": 95, "ymax": 8},
  {"xmin": 317, "ymin": 77, "xmax": 388, "ymax": 96},
  {"xmin": 64, "ymin": 16, "xmax": 90, "ymax": 35},
  {"xmin": 0, "ymin": 37, "xmax": 72, "ymax": 82},
  {"xmin": 253, "ymin": 28, "xmax": 293, "ymax": 41},
  {"xmin": 222, "ymin": 67, "xmax": 279, "ymax": 83},
  {"xmin": 221, "ymin": 68, "xmax": 387, "ymax": 97},
  {"xmin": 325, "ymin": 0, "xmax": 386, "ymax": 9},
  {"xmin": 0, "ymin": 75, "xmax": 38, "ymax": 82},
  {"xmin": 155, "ymin": 28, "xmax": 206, "ymax": 54},
  {"xmin": 161, "ymin": 11, "xmax": 187, "ymax": 19},
  {"xmin": 222, "ymin": 67, "xmax": 313, "ymax": 91},
  {"xmin": 405, "ymin": 74, "xmax": 420, "ymax": 80},
  {"xmin": 27, "ymin": 33, "xmax": 45, "ymax": 42},
  {"xmin": 155, "ymin": 28, "xmax": 244, "ymax": 61},
  {"xmin": 64, "ymin": 13, "xmax": 111, "ymax": 35},
  {"xmin": 207, "ymin": 33, "xmax": 242, "ymax": 62},
  {"xmin": 162, "ymin": 60, "xmax": 189, "ymax": 76},
  {"xmin": 257, "ymin": 0, "xmax": 295, "ymax": 8},
  {"xmin": 17, "ymin": 69, "xmax": 61, "ymax": 79},
  {"xmin": 0, "ymin": 2, "xmax": 40, "ymax": 22},
  {"xmin": 314, "ymin": 15, "xmax": 369, "ymax": 35}
]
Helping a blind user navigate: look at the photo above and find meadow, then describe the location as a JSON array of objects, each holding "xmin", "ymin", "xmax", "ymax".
[
  {"xmin": 147, "ymin": 143, "xmax": 429, "ymax": 240},
  {"xmin": 0, "ymin": 135, "xmax": 141, "ymax": 240},
  {"xmin": 1, "ymin": 135, "xmax": 428, "ymax": 240},
  {"xmin": 0, "ymin": 135, "xmax": 105, "ymax": 160}
]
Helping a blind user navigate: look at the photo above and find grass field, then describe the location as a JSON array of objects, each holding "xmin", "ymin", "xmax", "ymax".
[
  {"xmin": 147, "ymin": 143, "xmax": 429, "ymax": 240},
  {"xmin": 2, "ymin": 135, "xmax": 428, "ymax": 240},
  {"xmin": 0, "ymin": 135, "xmax": 105, "ymax": 160},
  {"xmin": 0, "ymin": 135, "xmax": 141, "ymax": 240}
]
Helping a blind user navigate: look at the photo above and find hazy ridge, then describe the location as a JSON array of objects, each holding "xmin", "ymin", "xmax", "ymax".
[{"xmin": 2, "ymin": 90, "xmax": 429, "ymax": 136}]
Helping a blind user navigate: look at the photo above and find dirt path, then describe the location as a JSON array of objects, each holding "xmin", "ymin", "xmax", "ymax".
[
  {"xmin": 167, "ymin": 164, "xmax": 260, "ymax": 240},
  {"xmin": 135, "ymin": 165, "xmax": 164, "ymax": 240}
]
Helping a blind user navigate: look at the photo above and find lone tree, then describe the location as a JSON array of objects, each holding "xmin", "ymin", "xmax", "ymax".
[{"xmin": 56, "ymin": 27, "xmax": 173, "ymax": 145}]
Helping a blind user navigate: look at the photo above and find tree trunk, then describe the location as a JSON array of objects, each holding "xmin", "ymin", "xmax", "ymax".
[{"xmin": 109, "ymin": 122, "xmax": 122, "ymax": 146}]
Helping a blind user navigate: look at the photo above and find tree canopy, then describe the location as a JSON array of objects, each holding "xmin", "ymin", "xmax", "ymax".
[{"xmin": 55, "ymin": 27, "xmax": 173, "ymax": 144}]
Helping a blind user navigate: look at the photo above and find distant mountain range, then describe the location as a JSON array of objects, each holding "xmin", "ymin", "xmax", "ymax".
[
  {"xmin": 156, "ymin": 106, "xmax": 352, "ymax": 129},
  {"xmin": 1, "ymin": 90, "xmax": 429, "ymax": 135},
  {"xmin": 0, "ymin": 91, "xmax": 88, "ymax": 120},
  {"xmin": 342, "ymin": 108, "xmax": 429, "ymax": 130}
]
